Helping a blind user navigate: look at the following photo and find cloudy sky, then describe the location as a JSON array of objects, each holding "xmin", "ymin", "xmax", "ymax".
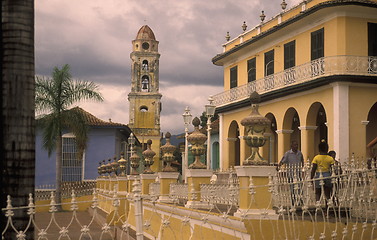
[{"xmin": 35, "ymin": 0, "xmax": 301, "ymax": 135}]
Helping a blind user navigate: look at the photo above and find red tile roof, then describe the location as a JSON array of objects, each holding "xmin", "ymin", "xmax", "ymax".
[{"xmin": 71, "ymin": 107, "xmax": 127, "ymax": 127}]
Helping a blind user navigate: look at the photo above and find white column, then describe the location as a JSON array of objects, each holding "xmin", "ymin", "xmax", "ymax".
[
  {"xmin": 206, "ymin": 118, "xmax": 211, "ymax": 169},
  {"xmin": 332, "ymin": 82, "xmax": 349, "ymax": 163},
  {"xmin": 132, "ymin": 178, "xmax": 143, "ymax": 240},
  {"xmin": 219, "ymin": 113, "xmax": 224, "ymax": 171},
  {"xmin": 184, "ymin": 128, "xmax": 189, "ymax": 183}
]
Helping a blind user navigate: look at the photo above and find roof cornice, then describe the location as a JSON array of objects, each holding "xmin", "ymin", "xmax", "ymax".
[{"xmin": 212, "ymin": 1, "xmax": 377, "ymax": 66}]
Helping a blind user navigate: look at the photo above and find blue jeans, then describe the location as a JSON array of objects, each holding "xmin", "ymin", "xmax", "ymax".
[{"xmin": 314, "ymin": 172, "xmax": 332, "ymax": 189}]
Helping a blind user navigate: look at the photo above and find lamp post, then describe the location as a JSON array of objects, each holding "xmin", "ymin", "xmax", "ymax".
[
  {"xmin": 129, "ymin": 133, "xmax": 135, "ymax": 154},
  {"xmin": 182, "ymin": 106, "xmax": 192, "ymax": 182},
  {"xmin": 205, "ymin": 96, "xmax": 216, "ymax": 170},
  {"xmin": 128, "ymin": 133, "xmax": 137, "ymax": 174}
]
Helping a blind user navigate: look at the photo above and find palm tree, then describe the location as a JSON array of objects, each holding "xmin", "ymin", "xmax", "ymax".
[
  {"xmin": 1, "ymin": 0, "xmax": 35, "ymax": 237},
  {"xmin": 35, "ymin": 64, "xmax": 103, "ymax": 206}
]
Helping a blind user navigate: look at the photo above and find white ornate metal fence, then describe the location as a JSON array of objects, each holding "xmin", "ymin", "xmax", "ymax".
[
  {"xmin": 35, "ymin": 180, "xmax": 97, "ymax": 201},
  {"xmin": 2, "ymin": 158, "xmax": 377, "ymax": 239}
]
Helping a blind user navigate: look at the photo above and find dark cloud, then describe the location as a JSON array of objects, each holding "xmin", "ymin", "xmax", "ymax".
[
  {"xmin": 36, "ymin": 0, "xmax": 287, "ymax": 87},
  {"xmin": 35, "ymin": 0, "xmax": 294, "ymax": 134}
]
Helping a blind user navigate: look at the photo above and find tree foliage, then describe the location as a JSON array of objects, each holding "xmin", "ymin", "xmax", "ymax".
[{"xmin": 35, "ymin": 64, "xmax": 103, "ymax": 204}]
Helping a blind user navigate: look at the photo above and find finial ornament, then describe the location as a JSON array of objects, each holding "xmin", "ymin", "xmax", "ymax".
[
  {"xmin": 111, "ymin": 155, "xmax": 119, "ymax": 176},
  {"xmin": 242, "ymin": 21, "xmax": 247, "ymax": 32},
  {"xmin": 130, "ymin": 150, "xmax": 141, "ymax": 175},
  {"xmin": 118, "ymin": 152, "xmax": 127, "ymax": 176},
  {"xmin": 225, "ymin": 32, "xmax": 230, "ymax": 41},
  {"xmin": 260, "ymin": 10, "xmax": 266, "ymax": 22},
  {"xmin": 106, "ymin": 159, "xmax": 112, "ymax": 176},
  {"xmin": 281, "ymin": 0, "xmax": 287, "ymax": 10}
]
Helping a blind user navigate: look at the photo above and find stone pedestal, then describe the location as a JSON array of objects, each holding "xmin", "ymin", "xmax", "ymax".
[
  {"xmin": 109, "ymin": 177, "xmax": 118, "ymax": 195},
  {"xmin": 140, "ymin": 173, "xmax": 158, "ymax": 195},
  {"xmin": 116, "ymin": 176, "xmax": 128, "ymax": 217},
  {"xmin": 157, "ymin": 172, "xmax": 179, "ymax": 203},
  {"xmin": 127, "ymin": 175, "xmax": 140, "ymax": 194},
  {"xmin": 96, "ymin": 177, "xmax": 104, "ymax": 191},
  {"xmin": 184, "ymin": 169, "xmax": 213, "ymax": 209},
  {"xmin": 103, "ymin": 177, "xmax": 110, "ymax": 194},
  {"xmin": 234, "ymin": 166, "xmax": 278, "ymax": 219},
  {"xmin": 117, "ymin": 176, "xmax": 128, "ymax": 195}
]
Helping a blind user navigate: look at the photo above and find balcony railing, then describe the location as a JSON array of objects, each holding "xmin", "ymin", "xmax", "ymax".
[{"xmin": 213, "ymin": 55, "xmax": 377, "ymax": 107}]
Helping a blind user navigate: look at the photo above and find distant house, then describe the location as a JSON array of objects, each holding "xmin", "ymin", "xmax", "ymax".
[{"xmin": 35, "ymin": 107, "xmax": 133, "ymax": 186}]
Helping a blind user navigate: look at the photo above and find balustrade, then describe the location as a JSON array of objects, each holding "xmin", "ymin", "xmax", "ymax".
[{"xmin": 213, "ymin": 56, "xmax": 377, "ymax": 107}]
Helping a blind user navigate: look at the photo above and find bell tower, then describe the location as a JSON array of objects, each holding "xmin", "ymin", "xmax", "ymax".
[{"xmin": 128, "ymin": 25, "xmax": 162, "ymax": 172}]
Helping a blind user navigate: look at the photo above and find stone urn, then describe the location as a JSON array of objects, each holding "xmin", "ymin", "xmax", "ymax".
[
  {"xmin": 240, "ymin": 92, "xmax": 271, "ymax": 165},
  {"xmin": 130, "ymin": 149, "xmax": 141, "ymax": 175},
  {"xmin": 142, "ymin": 139, "xmax": 156, "ymax": 174},
  {"xmin": 187, "ymin": 117, "xmax": 207, "ymax": 169},
  {"xmin": 117, "ymin": 153, "xmax": 127, "ymax": 176},
  {"xmin": 111, "ymin": 156, "xmax": 119, "ymax": 176},
  {"xmin": 160, "ymin": 132, "xmax": 177, "ymax": 172}
]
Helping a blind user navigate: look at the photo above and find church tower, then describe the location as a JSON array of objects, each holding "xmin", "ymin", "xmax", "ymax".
[{"xmin": 128, "ymin": 25, "xmax": 162, "ymax": 172}]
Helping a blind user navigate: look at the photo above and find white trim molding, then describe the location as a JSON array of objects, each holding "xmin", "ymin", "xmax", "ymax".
[
  {"xmin": 298, "ymin": 126, "xmax": 318, "ymax": 131},
  {"xmin": 275, "ymin": 129, "xmax": 294, "ymax": 134}
]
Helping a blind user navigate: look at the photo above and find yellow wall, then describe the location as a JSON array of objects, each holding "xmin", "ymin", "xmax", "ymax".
[
  {"xmin": 349, "ymin": 85, "xmax": 377, "ymax": 157},
  {"xmin": 223, "ymin": 15, "xmax": 374, "ymax": 91},
  {"xmin": 126, "ymin": 201, "xmax": 377, "ymax": 240},
  {"xmin": 133, "ymin": 98, "xmax": 157, "ymax": 129}
]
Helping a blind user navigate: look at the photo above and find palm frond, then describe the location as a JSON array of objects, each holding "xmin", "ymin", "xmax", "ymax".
[
  {"xmin": 35, "ymin": 75, "xmax": 57, "ymax": 113},
  {"xmin": 39, "ymin": 113, "xmax": 61, "ymax": 156},
  {"xmin": 64, "ymin": 80, "xmax": 104, "ymax": 107}
]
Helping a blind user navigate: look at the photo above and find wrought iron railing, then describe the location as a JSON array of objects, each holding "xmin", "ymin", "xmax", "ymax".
[
  {"xmin": 272, "ymin": 159, "xmax": 377, "ymax": 217},
  {"xmin": 200, "ymin": 184, "xmax": 239, "ymax": 206},
  {"xmin": 149, "ymin": 182, "xmax": 160, "ymax": 196},
  {"xmin": 213, "ymin": 55, "xmax": 377, "ymax": 107},
  {"xmin": 169, "ymin": 183, "xmax": 188, "ymax": 204},
  {"xmin": 3, "ymin": 157, "xmax": 377, "ymax": 239},
  {"xmin": 35, "ymin": 180, "xmax": 97, "ymax": 201}
]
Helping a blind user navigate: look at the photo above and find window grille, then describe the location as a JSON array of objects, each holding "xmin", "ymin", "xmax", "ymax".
[{"xmin": 62, "ymin": 133, "xmax": 84, "ymax": 182}]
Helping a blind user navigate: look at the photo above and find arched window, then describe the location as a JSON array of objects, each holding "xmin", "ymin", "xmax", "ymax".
[
  {"xmin": 142, "ymin": 60, "xmax": 149, "ymax": 71},
  {"xmin": 140, "ymin": 106, "xmax": 148, "ymax": 112},
  {"xmin": 141, "ymin": 75, "xmax": 149, "ymax": 92}
]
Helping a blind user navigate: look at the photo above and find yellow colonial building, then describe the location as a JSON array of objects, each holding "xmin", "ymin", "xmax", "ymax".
[{"xmin": 212, "ymin": 0, "xmax": 377, "ymax": 169}]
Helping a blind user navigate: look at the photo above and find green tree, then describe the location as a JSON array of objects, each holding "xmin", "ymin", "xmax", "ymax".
[{"xmin": 35, "ymin": 64, "xmax": 103, "ymax": 206}]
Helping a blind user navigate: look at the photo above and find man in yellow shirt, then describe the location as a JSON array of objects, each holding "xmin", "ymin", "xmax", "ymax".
[{"xmin": 311, "ymin": 141, "xmax": 335, "ymax": 202}]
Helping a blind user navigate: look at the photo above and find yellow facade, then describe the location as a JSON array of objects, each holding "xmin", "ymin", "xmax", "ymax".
[
  {"xmin": 224, "ymin": 15, "xmax": 377, "ymax": 90},
  {"xmin": 213, "ymin": 0, "xmax": 377, "ymax": 169}
]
